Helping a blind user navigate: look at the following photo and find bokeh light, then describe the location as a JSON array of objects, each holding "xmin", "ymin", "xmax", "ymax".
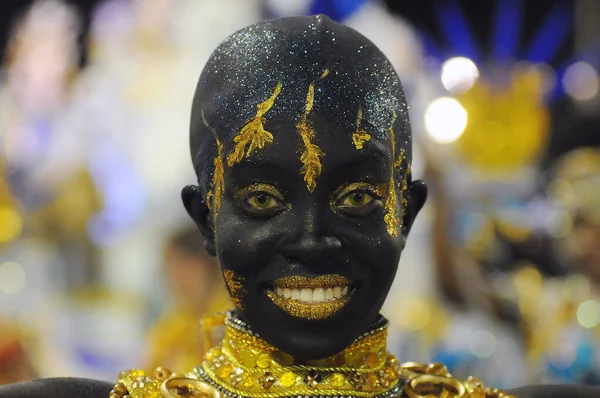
[
  {"xmin": 425, "ymin": 97, "xmax": 468, "ymax": 144},
  {"xmin": 0, "ymin": 262, "xmax": 27, "ymax": 294},
  {"xmin": 577, "ymin": 300, "xmax": 600, "ymax": 329},
  {"xmin": 0, "ymin": 207, "xmax": 23, "ymax": 243},
  {"xmin": 441, "ymin": 57, "xmax": 479, "ymax": 94},
  {"xmin": 562, "ymin": 61, "xmax": 599, "ymax": 101}
]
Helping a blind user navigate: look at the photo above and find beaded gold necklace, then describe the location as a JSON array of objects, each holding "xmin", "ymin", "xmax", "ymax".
[{"xmin": 109, "ymin": 312, "xmax": 515, "ymax": 398}]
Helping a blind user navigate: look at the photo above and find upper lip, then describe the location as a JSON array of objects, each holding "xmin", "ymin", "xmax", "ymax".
[{"xmin": 273, "ymin": 274, "xmax": 352, "ymax": 289}]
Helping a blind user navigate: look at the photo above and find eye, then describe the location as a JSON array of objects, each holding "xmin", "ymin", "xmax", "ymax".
[
  {"xmin": 339, "ymin": 192, "xmax": 374, "ymax": 208},
  {"xmin": 334, "ymin": 183, "xmax": 384, "ymax": 217},
  {"xmin": 247, "ymin": 193, "xmax": 282, "ymax": 210},
  {"xmin": 234, "ymin": 183, "xmax": 287, "ymax": 217}
]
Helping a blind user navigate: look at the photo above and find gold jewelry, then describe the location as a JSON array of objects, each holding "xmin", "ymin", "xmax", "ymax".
[{"xmin": 110, "ymin": 312, "xmax": 516, "ymax": 398}]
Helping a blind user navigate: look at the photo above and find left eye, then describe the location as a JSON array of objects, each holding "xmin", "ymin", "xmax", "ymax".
[
  {"xmin": 247, "ymin": 194, "xmax": 282, "ymax": 210},
  {"xmin": 336, "ymin": 191, "xmax": 381, "ymax": 216}
]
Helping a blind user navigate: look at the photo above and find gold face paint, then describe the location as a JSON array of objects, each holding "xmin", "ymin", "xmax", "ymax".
[
  {"xmin": 273, "ymin": 274, "xmax": 350, "ymax": 289},
  {"xmin": 227, "ymin": 82, "xmax": 282, "ymax": 167},
  {"xmin": 352, "ymin": 107, "xmax": 371, "ymax": 150},
  {"xmin": 298, "ymin": 70, "xmax": 329, "ymax": 192},
  {"xmin": 384, "ymin": 111, "xmax": 400, "ymax": 237},
  {"xmin": 202, "ymin": 110, "xmax": 225, "ymax": 216},
  {"xmin": 223, "ymin": 269, "xmax": 245, "ymax": 309}
]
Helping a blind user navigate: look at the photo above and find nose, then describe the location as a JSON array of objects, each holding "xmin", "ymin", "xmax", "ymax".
[{"xmin": 280, "ymin": 211, "xmax": 343, "ymax": 267}]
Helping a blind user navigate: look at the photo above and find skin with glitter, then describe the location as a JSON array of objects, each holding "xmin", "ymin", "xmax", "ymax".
[{"xmin": 183, "ymin": 15, "xmax": 427, "ymax": 361}]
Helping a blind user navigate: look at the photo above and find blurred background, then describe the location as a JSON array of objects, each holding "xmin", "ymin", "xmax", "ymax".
[{"xmin": 1, "ymin": 0, "xmax": 600, "ymax": 389}]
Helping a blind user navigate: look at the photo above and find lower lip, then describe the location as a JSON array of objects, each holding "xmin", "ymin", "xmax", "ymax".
[{"xmin": 266, "ymin": 289, "xmax": 353, "ymax": 320}]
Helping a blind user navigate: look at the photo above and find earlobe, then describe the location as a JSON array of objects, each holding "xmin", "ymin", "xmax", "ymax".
[
  {"xmin": 181, "ymin": 185, "xmax": 216, "ymax": 256},
  {"xmin": 402, "ymin": 179, "xmax": 428, "ymax": 237}
]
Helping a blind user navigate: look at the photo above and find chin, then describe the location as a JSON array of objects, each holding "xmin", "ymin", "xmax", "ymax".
[{"xmin": 239, "ymin": 281, "xmax": 379, "ymax": 361}]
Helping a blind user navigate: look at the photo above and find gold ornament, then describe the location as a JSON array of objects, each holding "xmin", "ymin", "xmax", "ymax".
[
  {"xmin": 227, "ymin": 82, "xmax": 282, "ymax": 167},
  {"xmin": 298, "ymin": 69, "xmax": 329, "ymax": 192}
]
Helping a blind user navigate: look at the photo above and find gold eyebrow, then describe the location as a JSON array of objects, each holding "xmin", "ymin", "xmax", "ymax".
[
  {"xmin": 298, "ymin": 69, "xmax": 329, "ymax": 192},
  {"xmin": 352, "ymin": 106, "xmax": 371, "ymax": 150},
  {"xmin": 227, "ymin": 82, "xmax": 282, "ymax": 167},
  {"xmin": 202, "ymin": 109, "xmax": 225, "ymax": 217}
]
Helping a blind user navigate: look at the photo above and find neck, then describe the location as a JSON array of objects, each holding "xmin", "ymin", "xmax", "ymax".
[{"xmin": 194, "ymin": 311, "xmax": 402, "ymax": 398}]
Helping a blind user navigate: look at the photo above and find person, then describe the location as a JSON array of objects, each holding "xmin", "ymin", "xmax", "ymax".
[
  {"xmin": 1, "ymin": 14, "xmax": 599, "ymax": 398},
  {"xmin": 145, "ymin": 227, "xmax": 231, "ymax": 373}
]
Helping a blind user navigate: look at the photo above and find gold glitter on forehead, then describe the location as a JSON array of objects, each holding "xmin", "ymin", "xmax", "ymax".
[
  {"xmin": 298, "ymin": 69, "xmax": 329, "ymax": 192},
  {"xmin": 352, "ymin": 106, "xmax": 371, "ymax": 150},
  {"xmin": 223, "ymin": 269, "xmax": 245, "ymax": 310},
  {"xmin": 227, "ymin": 82, "xmax": 282, "ymax": 167},
  {"xmin": 203, "ymin": 110, "xmax": 225, "ymax": 217}
]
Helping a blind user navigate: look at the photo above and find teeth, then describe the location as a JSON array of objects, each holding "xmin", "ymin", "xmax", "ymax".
[
  {"xmin": 273, "ymin": 286, "xmax": 350, "ymax": 303},
  {"xmin": 333, "ymin": 286, "xmax": 342, "ymax": 298},
  {"xmin": 300, "ymin": 288, "xmax": 312, "ymax": 302},
  {"xmin": 313, "ymin": 288, "xmax": 324, "ymax": 302},
  {"xmin": 325, "ymin": 288, "xmax": 334, "ymax": 300}
]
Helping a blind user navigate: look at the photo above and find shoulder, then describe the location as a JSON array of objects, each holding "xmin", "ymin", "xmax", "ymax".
[
  {"xmin": 506, "ymin": 384, "xmax": 600, "ymax": 398},
  {"xmin": 0, "ymin": 377, "xmax": 113, "ymax": 398}
]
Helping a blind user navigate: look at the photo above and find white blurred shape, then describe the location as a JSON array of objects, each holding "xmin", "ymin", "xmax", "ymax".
[
  {"xmin": 577, "ymin": 300, "xmax": 600, "ymax": 329},
  {"xmin": 562, "ymin": 61, "xmax": 599, "ymax": 101},
  {"xmin": 425, "ymin": 97, "xmax": 468, "ymax": 144},
  {"xmin": 441, "ymin": 57, "xmax": 479, "ymax": 93},
  {"xmin": 0, "ymin": 262, "xmax": 27, "ymax": 294},
  {"xmin": 469, "ymin": 329, "xmax": 497, "ymax": 358},
  {"xmin": 264, "ymin": 0, "xmax": 311, "ymax": 15}
]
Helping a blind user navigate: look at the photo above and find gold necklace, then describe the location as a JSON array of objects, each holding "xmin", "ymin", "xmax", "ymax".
[{"xmin": 109, "ymin": 312, "xmax": 516, "ymax": 398}]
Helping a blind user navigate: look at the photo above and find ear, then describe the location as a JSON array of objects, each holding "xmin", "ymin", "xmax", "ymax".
[
  {"xmin": 182, "ymin": 185, "xmax": 216, "ymax": 256},
  {"xmin": 402, "ymin": 179, "xmax": 427, "ymax": 237}
]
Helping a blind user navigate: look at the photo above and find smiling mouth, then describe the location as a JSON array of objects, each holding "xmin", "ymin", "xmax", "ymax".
[{"xmin": 266, "ymin": 275, "xmax": 354, "ymax": 320}]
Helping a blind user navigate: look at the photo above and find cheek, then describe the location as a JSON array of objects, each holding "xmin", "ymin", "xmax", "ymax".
[{"xmin": 213, "ymin": 201, "xmax": 281, "ymax": 276}]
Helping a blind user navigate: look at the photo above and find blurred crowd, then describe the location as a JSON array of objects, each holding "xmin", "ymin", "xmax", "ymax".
[{"xmin": 1, "ymin": 0, "xmax": 600, "ymax": 390}]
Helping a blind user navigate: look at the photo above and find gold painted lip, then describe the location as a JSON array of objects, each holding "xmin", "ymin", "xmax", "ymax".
[
  {"xmin": 266, "ymin": 290, "xmax": 351, "ymax": 320},
  {"xmin": 273, "ymin": 274, "xmax": 351, "ymax": 289}
]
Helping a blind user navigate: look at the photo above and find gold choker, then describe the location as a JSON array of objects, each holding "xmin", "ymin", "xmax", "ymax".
[{"xmin": 109, "ymin": 312, "xmax": 515, "ymax": 398}]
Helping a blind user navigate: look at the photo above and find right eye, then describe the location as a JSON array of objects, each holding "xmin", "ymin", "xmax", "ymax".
[{"xmin": 235, "ymin": 183, "xmax": 287, "ymax": 217}]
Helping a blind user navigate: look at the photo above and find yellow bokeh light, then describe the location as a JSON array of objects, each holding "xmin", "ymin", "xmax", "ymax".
[
  {"xmin": 0, "ymin": 206, "xmax": 23, "ymax": 242},
  {"xmin": 577, "ymin": 300, "xmax": 600, "ymax": 329}
]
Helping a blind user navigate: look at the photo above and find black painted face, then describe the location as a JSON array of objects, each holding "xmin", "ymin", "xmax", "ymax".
[{"xmin": 182, "ymin": 15, "xmax": 427, "ymax": 361}]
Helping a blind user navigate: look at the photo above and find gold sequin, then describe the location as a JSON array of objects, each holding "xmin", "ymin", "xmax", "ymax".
[
  {"xmin": 227, "ymin": 82, "xmax": 282, "ymax": 167},
  {"xmin": 298, "ymin": 70, "xmax": 329, "ymax": 192},
  {"xmin": 279, "ymin": 372, "xmax": 297, "ymax": 388},
  {"xmin": 329, "ymin": 373, "xmax": 346, "ymax": 389}
]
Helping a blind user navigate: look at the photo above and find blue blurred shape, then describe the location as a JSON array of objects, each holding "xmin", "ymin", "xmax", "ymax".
[
  {"xmin": 492, "ymin": 0, "xmax": 522, "ymax": 61},
  {"xmin": 309, "ymin": 0, "xmax": 368, "ymax": 22},
  {"xmin": 418, "ymin": 27, "xmax": 444, "ymax": 60},
  {"xmin": 524, "ymin": 1, "xmax": 573, "ymax": 63},
  {"xmin": 434, "ymin": 0, "xmax": 479, "ymax": 63}
]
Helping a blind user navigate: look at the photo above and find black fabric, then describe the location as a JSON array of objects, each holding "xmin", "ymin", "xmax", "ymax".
[
  {"xmin": 0, "ymin": 377, "xmax": 113, "ymax": 397},
  {"xmin": 1, "ymin": 378, "xmax": 599, "ymax": 397},
  {"xmin": 506, "ymin": 384, "xmax": 600, "ymax": 398}
]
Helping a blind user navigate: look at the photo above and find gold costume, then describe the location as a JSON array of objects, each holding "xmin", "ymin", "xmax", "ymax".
[{"xmin": 109, "ymin": 312, "xmax": 514, "ymax": 398}]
